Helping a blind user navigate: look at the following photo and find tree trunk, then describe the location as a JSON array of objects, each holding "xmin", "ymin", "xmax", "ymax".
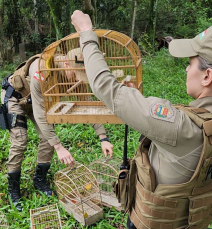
[
  {"xmin": 24, "ymin": 16, "xmax": 33, "ymax": 36},
  {"xmin": 93, "ymin": 0, "xmax": 97, "ymax": 27},
  {"xmin": 34, "ymin": 0, "xmax": 39, "ymax": 34},
  {"xmin": 147, "ymin": 0, "xmax": 155, "ymax": 38},
  {"xmin": 11, "ymin": 0, "xmax": 21, "ymax": 53},
  {"xmin": 147, "ymin": 0, "xmax": 159, "ymax": 49},
  {"xmin": 130, "ymin": 0, "xmax": 137, "ymax": 39},
  {"xmin": 46, "ymin": 0, "xmax": 62, "ymax": 40},
  {"xmin": 84, "ymin": 0, "xmax": 95, "ymax": 27},
  {"xmin": 152, "ymin": 0, "xmax": 158, "ymax": 49},
  {"xmin": 0, "ymin": 0, "xmax": 4, "ymax": 26}
]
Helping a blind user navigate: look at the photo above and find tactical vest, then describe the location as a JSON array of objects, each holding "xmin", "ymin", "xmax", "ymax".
[
  {"xmin": 127, "ymin": 105, "xmax": 212, "ymax": 229},
  {"xmin": 8, "ymin": 54, "xmax": 41, "ymax": 104}
]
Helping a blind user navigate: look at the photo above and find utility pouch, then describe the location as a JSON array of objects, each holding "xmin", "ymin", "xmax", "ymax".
[
  {"xmin": 113, "ymin": 159, "xmax": 137, "ymax": 213},
  {"xmin": 0, "ymin": 105, "xmax": 9, "ymax": 130},
  {"xmin": 11, "ymin": 75, "xmax": 24, "ymax": 91},
  {"xmin": 7, "ymin": 113, "xmax": 17, "ymax": 129},
  {"xmin": 115, "ymin": 169, "xmax": 129, "ymax": 210}
]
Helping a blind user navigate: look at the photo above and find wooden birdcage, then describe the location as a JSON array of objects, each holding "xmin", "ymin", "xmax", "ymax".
[
  {"xmin": 0, "ymin": 211, "xmax": 9, "ymax": 229},
  {"xmin": 30, "ymin": 204, "xmax": 62, "ymax": 229},
  {"xmin": 39, "ymin": 29, "xmax": 142, "ymax": 124},
  {"xmin": 54, "ymin": 162, "xmax": 103, "ymax": 226},
  {"xmin": 89, "ymin": 157, "xmax": 122, "ymax": 211}
]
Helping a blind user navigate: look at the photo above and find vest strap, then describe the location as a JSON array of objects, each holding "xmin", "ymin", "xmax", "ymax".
[
  {"xmin": 188, "ymin": 216, "xmax": 212, "ymax": 229},
  {"xmin": 190, "ymin": 107, "xmax": 210, "ymax": 114},
  {"xmin": 133, "ymin": 202, "xmax": 174, "ymax": 229},
  {"xmin": 189, "ymin": 207, "xmax": 212, "ymax": 223},
  {"xmin": 190, "ymin": 194, "xmax": 212, "ymax": 209},
  {"xmin": 203, "ymin": 120, "xmax": 212, "ymax": 144},
  {"xmin": 135, "ymin": 190, "xmax": 176, "ymax": 220},
  {"xmin": 15, "ymin": 121, "xmax": 27, "ymax": 129},
  {"xmin": 136, "ymin": 179, "xmax": 178, "ymax": 208},
  {"xmin": 192, "ymin": 181, "xmax": 212, "ymax": 196},
  {"xmin": 7, "ymin": 113, "xmax": 27, "ymax": 129},
  {"xmin": 203, "ymin": 120, "xmax": 212, "ymax": 137},
  {"xmin": 3, "ymin": 85, "xmax": 22, "ymax": 105},
  {"xmin": 130, "ymin": 208, "xmax": 149, "ymax": 229}
]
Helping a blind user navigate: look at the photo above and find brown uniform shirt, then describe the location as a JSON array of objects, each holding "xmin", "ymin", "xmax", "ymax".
[
  {"xmin": 28, "ymin": 58, "xmax": 106, "ymax": 147},
  {"xmin": 79, "ymin": 31, "xmax": 212, "ymax": 185}
]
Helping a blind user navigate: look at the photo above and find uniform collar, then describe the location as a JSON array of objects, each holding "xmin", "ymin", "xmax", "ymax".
[{"xmin": 189, "ymin": 97, "xmax": 212, "ymax": 112}]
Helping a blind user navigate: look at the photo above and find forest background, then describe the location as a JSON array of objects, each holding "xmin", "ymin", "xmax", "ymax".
[
  {"xmin": 0, "ymin": 0, "xmax": 212, "ymax": 228},
  {"xmin": 0, "ymin": 0, "xmax": 212, "ymax": 62}
]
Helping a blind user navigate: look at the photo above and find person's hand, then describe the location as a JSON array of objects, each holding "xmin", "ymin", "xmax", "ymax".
[
  {"xmin": 121, "ymin": 75, "xmax": 136, "ymax": 88},
  {"xmin": 101, "ymin": 141, "xmax": 113, "ymax": 158},
  {"xmin": 54, "ymin": 143, "xmax": 74, "ymax": 166},
  {"xmin": 71, "ymin": 10, "xmax": 93, "ymax": 34}
]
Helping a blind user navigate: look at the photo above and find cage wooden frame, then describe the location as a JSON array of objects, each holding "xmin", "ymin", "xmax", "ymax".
[
  {"xmin": 30, "ymin": 204, "xmax": 62, "ymax": 229},
  {"xmin": 89, "ymin": 157, "xmax": 123, "ymax": 211},
  {"xmin": 0, "ymin": 211, "xmax": 9, "ymax": 229},
  {"xmin": 39, "ymin": 29, "xmax": 142, "ymax": 124},
  {"xmin": 54, "ymin": 162, "xmax": 103, "ymax": 226}
]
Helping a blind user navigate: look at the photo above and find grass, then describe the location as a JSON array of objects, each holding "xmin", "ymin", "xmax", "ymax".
[{"xmin": 0, "ymin": 49, "xmax": 203, "ymax": 228}]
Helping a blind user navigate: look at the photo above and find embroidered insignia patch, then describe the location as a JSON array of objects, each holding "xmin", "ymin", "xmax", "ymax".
[
  {"xmin": 33, "ymin": 71, "xmax": 44, "ymax": 81},
  {"xmin": 150, "ymin": 103, "xmax": 176, "ymax": 122},
  {"xmin": 199, "ymin": 29, "xmax": 207, "ymax": 40}
]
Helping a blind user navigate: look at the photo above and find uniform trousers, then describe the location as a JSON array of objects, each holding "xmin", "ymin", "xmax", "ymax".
[{"xmin": 1, "ymin": 90, "xmax": 54, "ymax": 172}]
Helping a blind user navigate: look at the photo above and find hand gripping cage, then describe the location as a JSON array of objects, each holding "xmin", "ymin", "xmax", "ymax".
[
  {"xmin": 89, "ymin": 157, "xmax": 123, "ymax": 211},
  {"xmin": 0, "ymin": 211, "xmax": 9, "ymax": 229},
  {"xmin": 54, "ymin": 162, "xmax": 103, "ymax": 226},
  {"xmin": 29, "ymin": 204, "xmax": 62, "ymax": 229},
  {"xmin": 39, "ymin": 29, "xmax": 142, "ymax": 124}
]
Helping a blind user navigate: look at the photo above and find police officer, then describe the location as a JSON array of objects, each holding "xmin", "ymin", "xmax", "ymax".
[
  {"xmin": 1, "ymin": 54, "xmax": 113, "ymax": 211},
  {"xmin": 71, "ymin": 10, "xmax": 212, "ymax": 229}
]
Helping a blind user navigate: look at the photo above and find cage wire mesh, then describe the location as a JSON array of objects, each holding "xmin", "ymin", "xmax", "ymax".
[
  {"xmin": 0, "ymin": 211, "xmax": 9, "ymax": 229},
  {"xmin": 54, "ymin": 162, "xmax": 103, "ymax": 226},
  {"xmin": 30, "ymin": 204, "xmax": 62, "ymax": 229},
  {"xmin": 39, "ymin": 29, "xmax": 142, "ymax": 124},
  {"xmin": 89, "ymin": 157, "xmax": 122, "ymax": 211}
]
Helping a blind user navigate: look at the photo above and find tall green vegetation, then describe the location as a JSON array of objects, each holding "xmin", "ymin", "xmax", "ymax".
[{"xmin": 0, "ymin": 0, "xmax": 212, "ymax": 64}]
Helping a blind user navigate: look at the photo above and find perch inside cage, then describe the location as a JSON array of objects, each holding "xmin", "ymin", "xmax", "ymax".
[
  {"xmin": 0, "ymin": 211, "xmax": 9, "ymax": 229},
  {"xmin": 89, "ymin": 157, "xmax": 123, "ymax": 211},
  {"xmin": 30, "ymin": 204, "xmax": 62, "ymax": 229},
  {"xmin": 54, "ymin": 162, "xmax": 103, "ymax": 226},
  {"xmin": 39, "ymin": 29, "xmax": 142, "ymax": 124}
]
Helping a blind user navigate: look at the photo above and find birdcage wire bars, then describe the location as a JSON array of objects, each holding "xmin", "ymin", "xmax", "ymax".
[
  {"xmin": 30, "ymin": 204, "xmax": 62, "ymax": 229},
  {"xmin": 54, "ymin": 162, "xmax": 103, "ymax": 226},
  {"xmin": 89, "ymin": 157, "xmax": 123, "ymax": 211}
]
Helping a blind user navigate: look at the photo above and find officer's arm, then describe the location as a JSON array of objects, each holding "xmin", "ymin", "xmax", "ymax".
[
  {"xmin": 71, "ymin": 11, "xmax": 202, "ymax": 158},
  {"xmin": 91, "ymin": 123, "xmax": 113, "ymax": 158},
  {"xmin": 29, "ymin": 59, "xmax": 74, "ymax": 166},
  {"xmin": 29, "ymin": 59, "xmax": 61, "ymax": 146}
]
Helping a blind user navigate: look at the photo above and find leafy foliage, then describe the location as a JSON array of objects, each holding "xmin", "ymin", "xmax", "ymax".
[{"xmin": 0, "ymin": 0, "xmax": 212, "ymax": 64}]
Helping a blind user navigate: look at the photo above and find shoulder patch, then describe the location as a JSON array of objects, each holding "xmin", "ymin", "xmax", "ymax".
[
  {"xmin": 33, "ymin": 71, "xmax": 44, "ymax": 81},
  {"xmin": 150, "ymin": 103, "xmax": 176, "ymax": 122}
]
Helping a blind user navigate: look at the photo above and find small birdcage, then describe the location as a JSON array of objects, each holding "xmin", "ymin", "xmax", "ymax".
[
  {"xmin": 54, "ymin": 162, "xmax": 103, "ymax": 226},
  {"xmin": 39, "ymin": 29, "xmax": 142, "ymax": 124},
  {"xmin": 0, "ymin": 211, "xmax": 9, "ymax": 229},
  {"xmin": 30, "ymin": 204, "xmax": 62, "ymax": 229},
  {"xmin": 89, "ymin": 157, "xmax": 122, "ymax": 211}
]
